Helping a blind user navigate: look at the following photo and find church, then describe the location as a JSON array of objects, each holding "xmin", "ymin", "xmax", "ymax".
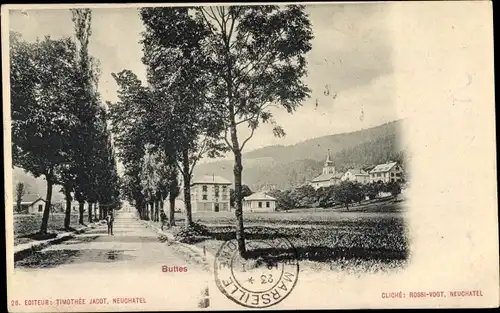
[{"xmin": 309, "ymin": 150, "xmax": 343, "ymax": 189}]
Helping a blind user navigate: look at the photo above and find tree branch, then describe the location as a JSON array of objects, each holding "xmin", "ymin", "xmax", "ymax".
[
  {"xmin": 240, "ymin": 124, "xmax": 257, "ymax": 152},
  {"xmin": 227, "ymin": 9, "xmax": 237, "ymax": 47},
  {"xmin": 209, "ymin": 7, "xmax": 224, "ymax": 32},
  {"xmin": 233, "ymin": 29, "xmax": 285, "ymax": 88},
  {"xmin": 203, "ymin": 7, "xmax": 217, "ymax": 21},
  {"xmin": 199, "ymin": 8, "xmax": 219, "ymax": 38},
  {"xmin": 175, "ymin": 160, "xmax": 185, "ymax": 177}
]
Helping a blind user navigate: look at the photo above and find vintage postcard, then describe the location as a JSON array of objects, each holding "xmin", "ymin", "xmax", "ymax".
[{"xmin": 3, "ymin": 1, "xmax": 498, "ymax": 311}]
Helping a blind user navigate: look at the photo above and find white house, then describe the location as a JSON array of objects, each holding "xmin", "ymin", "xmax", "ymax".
[
  {"xmin": 176, "ymin": 174, "xmax": 232, "ymax": 213},
  {"xmin": 369, "ymin": 161, "xmax": 403, "ymax": 183},
  {"xmin": 309, "ymin": 150, "xmax": 343, "ymax": 189},
  {"xmin": 243, "ymin": 191, "xmax": 277, "ymax": 212},
  {"xmin": 16, "ymin": 195, "xmax": 46, "ymax": 214},
  {"xmin": 341, "ymin": 168, "xmax": 370, "ymax": 184}
]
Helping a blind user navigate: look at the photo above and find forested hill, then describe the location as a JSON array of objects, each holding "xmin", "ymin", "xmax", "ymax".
[
  {"xmin": 11, "ymin": 167, "xmax": 65, "ymax": 203},
  {"xmin": 193, "ymin": 119, "xmax": 408, "ymax": 190},
  {"xmin": 13, "ymin": 119, "xmax": 407, "ymax": 199}
]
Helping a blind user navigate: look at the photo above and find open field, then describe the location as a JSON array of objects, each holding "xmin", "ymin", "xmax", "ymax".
[
  {"xmin": 169, "ymin": 200, "xmax": 410, "ymax": 273},
  {"xmin": 13, "ymin": 213, "xmax": 91, "ymax": 245},
  {"xmin": 188, "ymin": 198, "xmax": 407, "ymax": 225}
]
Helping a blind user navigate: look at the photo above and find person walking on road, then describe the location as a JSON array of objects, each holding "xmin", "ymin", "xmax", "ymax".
[
  {"xmin": 106, "ymin": 211, "xmax": 114, "ymax": 236},
  {"xmin": 160, "ymin": 210, "xmax": 168, "ymax": 231}
]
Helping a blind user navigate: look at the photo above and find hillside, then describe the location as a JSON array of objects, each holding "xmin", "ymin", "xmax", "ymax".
[
  {"xmin": 11, "ymin": 119, "xmax": 407, "ymax": 200},
  {"xmin": 11, "ymin": 167, "xmax": 65, "ymax": 203},
  {"xmin": 193, "ymin": 119, "xmax": 407, "ymax": 190}
]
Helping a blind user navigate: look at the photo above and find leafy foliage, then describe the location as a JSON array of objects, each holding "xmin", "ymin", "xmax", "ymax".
[
  {"xmin": 229, "ymin": 185, "xmax": 253, "ymax": 207},
  {"xmin": 186, "ymin": 5, "xmax": 314, "ymax": 254},
  {"xmin": 108, "ymin": 70, "xmax": 148, "ymax": 217},
  {"xmin": 15, "ymin": 182, "xmax": 26, "ymax": 213},
  {"xmin": 11, "ymin": 9, "xmax": 120, "ymax": 232},
  {"xmin": 263, "ymin": 180, "xmax": 404, "ymax": 210},
  {"xmin": 266, "ymin": 189, "xmax": 296, "ymax": 211},
  {"xmin": 139, "ymin": 7, "xmax": 230, "ymax": 226}
]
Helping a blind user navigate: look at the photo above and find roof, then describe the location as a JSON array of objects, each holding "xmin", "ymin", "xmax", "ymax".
[
  {"xmin": 345, "ymin": 168, "xmax": 369, "ymax": 176},
  {"xmin": 20, "ymin": 194, "xmax": 45, "ymax": 204},
  {"xmin": 369, "ymin": 162, "xmax": 398, "ymax": 173},
  {"xmin": 191, "ymin": 175, "xmax": 232, "ymax": 185},
  {"xmin": 244, "ymin": 191, "xmax": 276, "ymax": 201},
  {"xmin": 311, "ymin": 172, "xmax": 343, "ymax": 183}
]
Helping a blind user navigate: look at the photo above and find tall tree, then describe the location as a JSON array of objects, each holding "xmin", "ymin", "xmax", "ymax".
[
  {"xmin": 70, "ymin": 8, "xmax": 103, "ymax": 225},
  {"xmin": 140, "ymin": 145, "xmax": 160, "ymax": 221},
  {"xmin": 192, "ymin": 5, "xmax": 314, "ymax": 255},
  {"xmin": 15, "ymin": 182, "xmax": 26, "ymax": 213},
  {"xmin": 92, "ymin": 105, "xmax": 120, "ymax": 218},
  {"xmin": 108, "ymin": 70, "xmax": 149, "ymax": 218},
  {"xmin": 333, "ymin": 181, "xmax": 358, "ymax": 210},
  {"xmin": 11, "ymin": 33, "xmax": 81, "ymax": 234},
  {"xmin": 140, "ymin": 7, "xmax": 227, "ymax": 228}
]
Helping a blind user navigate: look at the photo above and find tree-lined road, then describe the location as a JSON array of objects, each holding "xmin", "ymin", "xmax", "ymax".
[{"xmin": 12, "ymin": 212, "xmax": 216, "ymax": 310}]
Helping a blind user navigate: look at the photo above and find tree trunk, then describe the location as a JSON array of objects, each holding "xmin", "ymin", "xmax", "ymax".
[
  {"xmin": 95, "ymin": 205, "xmax": 99, "ymax": 220},
  {"xmin": 232, "ymin": 147, "xmax": 246, "ymax": 257},
  {"xmin": 160, "ymin": 195, "xmax": 165, "ymax": 218},
  {"xmin": 78, "ymin": 201, "xmax": 85, "ymax": 225},
  {"xmin": 169, "ymin": 195, "xmax": 175, "ymax": 226},
  {"xmin": 39, "ymin": 175, "xmax": 54, "ymax": 234},
  {"xmin": 151, "ymin": 201, "xmax": 155, "ymax": 221},
  {"xmin": 88, "ymin": 203, "xmax": 93, "ymax": 223},
  {"xmin": 64, "ymin": 185, "xmax": 72, "ymax": 230},
  {"xmin": 182, "ymin": 149, "xmax": 193, "ymax": 228},
  {"xmin": 99, "ymin": 205, "xmax": 103, "ymax": 220},
  {"xmin": 154, "ymin": 199, "xmax": 159, "ymax": 222},
  {"xmin": 135, "ymin": 199, "xmax": 142, "ymax": 219}
]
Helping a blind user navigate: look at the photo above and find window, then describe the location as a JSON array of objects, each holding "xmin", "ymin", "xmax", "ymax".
[
  {"xmin": 391, "ymin": 173, "xmax": 395, "ymax": 177},
  {"xmin": 258, "ymin": 202, "xmax": 262, "ymax": 208},
  {"xmin": 266, "ymin": 202, "xmax": 270, "ymax": 208},
  {"xmin": 202, "ymin": 195, "xmax": 207, "ymax": 200},
  {"xmin": 391, "ymin": 178, "xmax": 395, "ymax": 182},
  {"xmin": 222, "ymin": 186, "xmax": 227, "ymax": 191},
  {"xmin": 38, "ymin": 204, "xmax": 43, "ymax": 212},
  {"xmin": 202, "ymin": 185, "xmax": 207, "ymax": 192},
  {"xmin": 396, "ymin": 173, "xmax": 401, "ymax": 177}
]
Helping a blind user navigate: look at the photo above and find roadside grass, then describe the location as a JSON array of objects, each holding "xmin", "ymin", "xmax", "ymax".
[{"xmin": 13, "ymin": 214, "xmax": 90, "ymax": 245}]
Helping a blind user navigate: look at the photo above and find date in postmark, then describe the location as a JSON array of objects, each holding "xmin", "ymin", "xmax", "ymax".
[{"xmin": 214, "ymin": 237, "xmax": 299, "ymax": 308}]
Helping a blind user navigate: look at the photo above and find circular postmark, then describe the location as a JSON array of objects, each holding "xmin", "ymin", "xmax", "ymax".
[{"xmin": 214, "ymin": 236, "xmax": 299, "ymax": 308}]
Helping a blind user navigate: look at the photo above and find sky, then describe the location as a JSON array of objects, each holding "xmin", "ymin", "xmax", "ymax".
[{"xmin": 8, "ymin": 3, "xmax": 404, "ymax": 159}]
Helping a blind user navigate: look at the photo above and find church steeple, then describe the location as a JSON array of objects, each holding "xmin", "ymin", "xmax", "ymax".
[
  {"xmin": 323, "ymin": 149, "xmax": 335, "ymax": 175},
  {"xmin": 325, "ymin": 149, "xmax": 332, "ymax": 164}
]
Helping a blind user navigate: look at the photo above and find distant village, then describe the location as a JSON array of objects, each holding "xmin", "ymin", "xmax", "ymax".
[
  {"xmin": 15, "ymin": 150, "xmax": 406, "ymax": 216},
  {"xmin": 309, "ymin": 150, "xmax": 405, "ymax": 189}
]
